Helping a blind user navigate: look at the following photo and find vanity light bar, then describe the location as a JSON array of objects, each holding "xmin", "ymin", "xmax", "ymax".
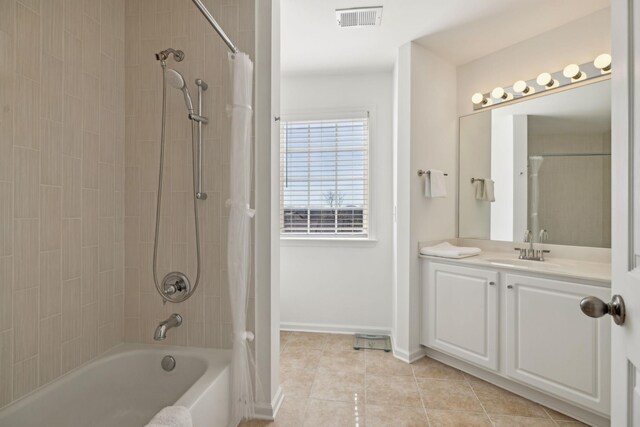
[{"xmin": 471, "ymin": 53, "xmax": 611, "ymax": 110}]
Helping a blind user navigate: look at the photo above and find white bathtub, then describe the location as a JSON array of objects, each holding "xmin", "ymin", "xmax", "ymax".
[{"xmin": 0, "ymin": 343, "xmax": 231, "ymax": 427}]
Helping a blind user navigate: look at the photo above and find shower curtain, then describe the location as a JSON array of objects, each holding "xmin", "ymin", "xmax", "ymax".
[
  {"xmin": 528, "ymin": 156, "xmax": 544, "ymax": 240},
  {"xmin": 226, "ymin": 52, "xmax": 255, "ymax": 426}
]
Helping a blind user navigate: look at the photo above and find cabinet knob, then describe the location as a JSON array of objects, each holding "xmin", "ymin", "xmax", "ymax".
[
  {"xmin": 580, "ymin": 295, "xmax": 626, "ymax": 325},
  {"xmin": 489, "ymin": 281, "xmax": 495, "ymax": 286},
  {"xmin": 507, "ymin": 285, "xmax": 513, "ymax": 289}
]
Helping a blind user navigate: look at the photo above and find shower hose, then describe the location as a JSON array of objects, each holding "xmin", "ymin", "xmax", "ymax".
[{"xmin": 152, "ymin": 62, "xmax": 202, "ymax": 303}]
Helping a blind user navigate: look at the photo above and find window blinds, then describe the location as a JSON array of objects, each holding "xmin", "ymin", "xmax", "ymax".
[{"xmin": 280, "ymin": 116, "xmax": 370, "ymax": 236}]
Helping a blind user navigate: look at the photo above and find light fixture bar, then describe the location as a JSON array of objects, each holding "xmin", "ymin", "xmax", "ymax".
[{"xmin": 471, "ymin": 54, "xmax": 611, "ymax": 110}]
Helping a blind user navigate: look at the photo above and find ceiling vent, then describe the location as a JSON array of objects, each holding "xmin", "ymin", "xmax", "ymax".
[{"xmin": 336, "ymin": 7, "xmax": 383, "ymax": 28}]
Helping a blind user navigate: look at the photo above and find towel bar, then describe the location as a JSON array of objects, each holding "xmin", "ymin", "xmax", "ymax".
[
  {"xmin": 417, "ymin": 169, "xmax": 449, "ymax": 177},
  {"xmin": 471, "ymin": 177, "xmax": 485, "ymax": 183}
]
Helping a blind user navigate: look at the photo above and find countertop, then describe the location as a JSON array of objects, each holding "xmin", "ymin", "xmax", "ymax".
[{"xmin": 419, "ymin": 250, "xmax": 611, "ymax": 285}]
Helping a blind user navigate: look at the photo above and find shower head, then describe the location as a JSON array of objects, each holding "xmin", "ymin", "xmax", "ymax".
[
  {"xmin": 165, "ymin": 68, "xmax": 194, "ymax": 113},
  {"xmin": 166, "ymin": 68, "xmax": 186, "ymax": 90}
]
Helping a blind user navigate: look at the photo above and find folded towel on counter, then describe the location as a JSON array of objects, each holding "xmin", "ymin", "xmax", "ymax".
[
  {"xmin": 146, "ymin": 406, "xmax": 192, "ymax": 427},
  {"xmin": 420, "ymin": 242, "xmax": 481, "ymax": 259},
  {"xmin": 474, "ymin": 179, "xmax": 495, "ymax": 202},
  {"xmin": 425, "ymin": 170, "xmax": 447, "ymax": 198}
]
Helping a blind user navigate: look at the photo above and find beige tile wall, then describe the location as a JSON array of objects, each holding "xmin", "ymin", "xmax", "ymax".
[
  {"xmin": 0, "ymin": 0, "xmax": 125, "ymax": 408},
  {"xmin": 123, "ymin": 0, "xmax": 255, "ymax": 348},
  {"xmin": 528, "ymin": 120, "xmax": 611, "ymax": 248},
  {"xmin": 0, "ymin": 0, "xmax": 254, "ymax": 409}
]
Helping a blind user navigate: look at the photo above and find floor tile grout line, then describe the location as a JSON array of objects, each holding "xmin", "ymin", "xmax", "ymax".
[
  {"xmin": 300, "ymin": 339, "xmax": 322, "ymax": 425},
  {"xmin": 411, "ymin": 360, "xmax": 432, "ymax": 427},
  {"xmin": 464, "ymin": 372, "xmax": 495, "ymax": 426},
  {"xmin": 541, "ymin": 406, "xmax": 562, "ymax": 426},
  {"xmin": 362, "ymin": 348, "xmax": 367, "ymax": 426}
]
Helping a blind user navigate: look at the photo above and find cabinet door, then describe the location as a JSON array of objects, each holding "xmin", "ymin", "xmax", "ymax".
[
  {"xmin": 505, "ymin": 274, "xmax": 611, "ymax": 415},
  {"xmin": 423, "ymin": 262, "xmax": 499, "ymax": 370}
]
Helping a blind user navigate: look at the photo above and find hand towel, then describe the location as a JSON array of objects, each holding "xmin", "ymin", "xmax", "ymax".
[
  {"xmin": 146, "ymin": 406, "xmax": 193, "ymax": 427},
  {"xmin": 425, "ymin": 170, "xmax": 447, "ymax": 198},
  {"xmin": 484, "ymin": 179, "xmax": 495, "ymax": 202},
  {"xmin": 420, "ymin": 242, "xmax": 481, "ymax": 259},
  {"xmin": 474, "ymin": 179, "xmax": 495, "ymax": 202},
  {"xmin": 474, "ymin": 180, "xmax": 485, "ymax": 200}
]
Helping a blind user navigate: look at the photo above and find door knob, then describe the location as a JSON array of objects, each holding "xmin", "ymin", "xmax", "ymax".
[{"xmin": 580, "ymin": 295, "xmax": 626, "ymax": 325}]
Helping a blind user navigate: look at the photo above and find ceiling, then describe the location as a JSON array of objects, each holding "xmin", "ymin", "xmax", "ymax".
[{"xmin": 281, "ymin": 0, "xmax": 610, "ymax": 76}]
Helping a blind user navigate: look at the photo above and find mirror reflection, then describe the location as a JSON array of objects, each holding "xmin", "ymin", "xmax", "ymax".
[{"xmin": 459, "ymin": 80, "xmax": 611, "ymax": 248}]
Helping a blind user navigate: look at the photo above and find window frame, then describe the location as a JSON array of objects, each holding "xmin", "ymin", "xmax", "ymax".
[{"xmin": 279, "ymin": 107, "xmax": 376, "ymax": 245}]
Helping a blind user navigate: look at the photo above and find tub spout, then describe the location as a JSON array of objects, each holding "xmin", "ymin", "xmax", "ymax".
[{"xmin": 154, "ymin": 313, "xmax": 182, "ymax": 340}]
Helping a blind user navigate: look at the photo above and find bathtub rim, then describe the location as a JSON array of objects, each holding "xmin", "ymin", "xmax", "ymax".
[{"xmin": 0, "ymin": 342, "xmax": 232, "ymax": 418}]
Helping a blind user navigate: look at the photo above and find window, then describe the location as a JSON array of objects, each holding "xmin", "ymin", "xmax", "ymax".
[{"xmin": 280, "ymin": 114, "xmax": 370, "ymax": 237}]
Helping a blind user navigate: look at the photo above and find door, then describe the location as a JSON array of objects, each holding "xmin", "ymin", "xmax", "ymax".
[
  {"xmin": 506, "ymin": 275, "xmax": 610, "ymax": 414},
  {"xmin": 601, "ymin": 1, "xmax": 640, "ymax": 425},
  {"xmin": 422, "ymin": 261, "xmax": 499, "ymax": 370}
]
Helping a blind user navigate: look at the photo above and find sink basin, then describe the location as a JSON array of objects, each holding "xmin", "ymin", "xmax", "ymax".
[{"xmin": 483, "ymin": 258, "xmax": 562, "ymax": 269}]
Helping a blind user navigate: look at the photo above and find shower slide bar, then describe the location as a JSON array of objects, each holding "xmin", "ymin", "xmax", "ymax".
[
  {"xmin": 191, "ymin": 0, "xmax": 240, "ymax": 54},
  {"xmin": 194, "ymin": 79, "xmax": 208, "ymax": 200}
]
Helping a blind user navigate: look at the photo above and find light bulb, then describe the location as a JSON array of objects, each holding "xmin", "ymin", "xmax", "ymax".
[
  {"xmin": 491, "ymin": 87, "xmax": 508, "ymax": 100},
  {"xmin": 563, "ymin": 64, "xmax": 583, "ymax": 80},
  {"xmin": 594, "ymin": 53, "xmax": 612, "ymax": 73},
  {"xmin": 471, "ymin": 92, "xmax": 487, "ymax": 105},
  {"xmin": 513, "ymin": 80, "xmax": 532, "ymax": 95},
  {"xmin": 536, "ymin": 72, "xmax": 557, "ymax": 89}
]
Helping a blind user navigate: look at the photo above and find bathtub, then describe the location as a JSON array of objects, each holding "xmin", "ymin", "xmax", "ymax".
[{"xmin": 0, "ymin": 343, "xmax": 231, "ymax": 427}]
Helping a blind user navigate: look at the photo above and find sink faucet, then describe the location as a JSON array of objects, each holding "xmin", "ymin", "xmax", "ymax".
[
  {"xmin": 154, "ymin": 313, "xmax": 182, "ymax": 340},
  {"xmin": 514, "ymin": 229, "xmax": 550, "ymax": 261}
]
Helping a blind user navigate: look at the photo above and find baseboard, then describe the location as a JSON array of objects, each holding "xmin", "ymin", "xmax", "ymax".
[
  {"xmin": 280, "ymin": 322, "xmax": 391, "ymax": 336},
  {"xmin": 424, "ymin": 347, "xmax": 609, "ymax": 427},
  {"xmin": 252, "ymin": 386, "xmax": 284, "ymax": 421},
  {"xmin": 393, "ymin": 345, "xmax": 426, "ymax": 363}
]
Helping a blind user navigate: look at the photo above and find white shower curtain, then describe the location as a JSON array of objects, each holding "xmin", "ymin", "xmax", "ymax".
[
  {"xmin": 528, "ymin": 156, "xmax": 544, "ymax": 240},
  {"xmin": 226, "ymin": 52, "xmax": 255, "ymax": 426}
]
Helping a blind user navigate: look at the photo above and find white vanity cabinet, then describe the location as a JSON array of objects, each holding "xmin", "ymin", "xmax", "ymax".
[
  {"xmin": 422, "ymin": 262, "xmax": 499, "ymax": 370},
  {"xmin": 421, "ymin": 259, "xmax": 611, "ymax": 418},
  {"xmin": 505, "ymin": 274, "xmax": 611, "ymax": 415}
]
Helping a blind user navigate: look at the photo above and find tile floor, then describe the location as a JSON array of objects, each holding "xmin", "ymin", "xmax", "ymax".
[{"xmin": 240, "ymin": 332, "xmax": 589, "ymax": 427}]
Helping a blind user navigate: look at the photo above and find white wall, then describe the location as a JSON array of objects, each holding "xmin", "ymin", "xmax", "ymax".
[
  {"xmin": 393, "ymin": 44, "xmax": 413, "ymax": 354},
  {"xmin": 457, "ymin": 8, "xmax": 611, "ymax": 117},
  {"xmin": 393, "ymin": 43, "xmax": 458, "ymax": 360},
  {"xmin": 280, "ymin": 72, "xmax": 394, "ymax": 333}
]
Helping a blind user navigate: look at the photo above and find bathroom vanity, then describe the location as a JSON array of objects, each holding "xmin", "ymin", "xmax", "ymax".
[
  {"xmin": 420, "ymin": 250, "xmax": 611, "ymax": 425},
  {"xmin": 426, "ymin": 70, "xmax": 614, "ymax": 426}
]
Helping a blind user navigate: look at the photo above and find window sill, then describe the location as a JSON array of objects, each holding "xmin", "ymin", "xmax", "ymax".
[{"xmin": 280, "ymin": 236, "xmax": 378, "ymax": 248}]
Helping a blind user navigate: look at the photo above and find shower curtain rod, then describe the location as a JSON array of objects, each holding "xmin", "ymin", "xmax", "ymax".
[{"xmin": 191, "ymin": 0, "xmax": 240, "ymax": 54}]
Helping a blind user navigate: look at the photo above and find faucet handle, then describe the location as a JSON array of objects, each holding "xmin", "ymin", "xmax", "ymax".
[
  {"xmin": 539, "ymin": 229, "xmax": 549, "ymax": 242},
  {"xmin": 523, "ymin": 230, "xmax": 532, "ymax": 242}
]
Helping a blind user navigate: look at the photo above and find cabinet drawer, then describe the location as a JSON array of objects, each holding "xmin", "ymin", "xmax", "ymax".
[
  {"xmin": 505, "ymin": 274, "xmax": 610, "ymax": 415},
  {"xmin": 423, "ymin": 262, "xmax": 499, "ymax": 371}
]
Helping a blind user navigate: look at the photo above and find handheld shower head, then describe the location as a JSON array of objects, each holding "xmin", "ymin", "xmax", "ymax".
[{"xmin": 165, "ymin": 68, "xmax": 194, "ymax": 113}]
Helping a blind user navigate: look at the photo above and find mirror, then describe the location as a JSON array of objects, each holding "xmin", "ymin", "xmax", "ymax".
[{"xmin": 458, "ymin": 80, "xmax": 611, "ymax": 248}]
